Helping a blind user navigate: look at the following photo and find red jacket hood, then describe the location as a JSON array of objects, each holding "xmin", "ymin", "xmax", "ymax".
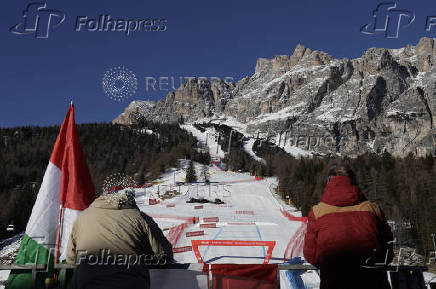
[{"xmin": 321, "ymin": 176, "xmax": 366, "ymax": 207}]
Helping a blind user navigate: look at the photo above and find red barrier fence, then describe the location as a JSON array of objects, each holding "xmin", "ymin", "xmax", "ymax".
[
  {"xmin": 147, "ymin": 214, "xmax": 199, "ymax": 223},
  {"xmin": 173, "ymin": 246, "xmax": 193, "ymax": 253},
  {"xmin": 194, "ymin": 205, "xmax": 204, "ymax": 209},
  {"xmin": 186, "ymin": 231, "xmax": 204, "ymax": 237},
  {"xmin": 283, "ymin": 222, "xmax": 307, "ymax": 261},
  {"xmin": 167, "ymin": 223, "xmax": 187, "ymax": 247},
  {"xmin": 203, "ymin": 217, "xmax": 219, "ymax": 223},
  {"xmin": 191, "ymin": 240, "xmax": 276, "ymax": 264},
  {"xmin": 280, "ymin": 209, "xmax": 307, "ymax": 223},
  {"xmin": 200, "ymin": 223, "xmax": 217, "ymax": 229},
  {"xmin": 155, "ymin": 215, "xmax": 200, "ymax": 249},
  {"xmin": 279, "ymin": 208, "xmax": 308, "ymax": 261}
]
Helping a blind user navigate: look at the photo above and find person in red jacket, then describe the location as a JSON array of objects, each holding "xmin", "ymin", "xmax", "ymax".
[{"xmin": 303, "ymin": 163, "xmax": 394, "ymax": 289}]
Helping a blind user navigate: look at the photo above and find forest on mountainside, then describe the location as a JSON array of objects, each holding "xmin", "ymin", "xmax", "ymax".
[
  {"xmin": 0, "ymin": 122, "xmax": 210, "ymax": 239},
  {"xmin": 195, "ymin": 122, "xmax": 436, "ymax": 257},
  {"xmin": 1, "ymin": 121, "xmax": 435, "ymax": 259}
]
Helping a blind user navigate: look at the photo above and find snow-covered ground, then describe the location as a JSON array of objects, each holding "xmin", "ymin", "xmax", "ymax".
[
  {"xmin": 0, "ymin": 233, "xmax": 22, "ymax": 289},
  {"xmin": 186, "ymin": 118, "xmax": 315, "ymax": 159},
  {"xmin": 1, "ymin": 162, "xmax": 435, "ymax": 288},
  {"xmin": 180, "ymin": 124, "xmax": 226, "ymax": 159},
  {"xmin": 424, "ymin": 272, "xmax": 436, "ymax": 288},
  {"xmin": 0, "ymin": 162, "xmax": 312, "ymax": 289},
  {"xmin": 138, "ymin": 161, "xmax": 315, "ymax": 288},
  {"xmin": 1, "ymin": 130, "xmax": 433, "ymax": 288},
  {"xmin": 139, "ymin": 161, "xmax": 305, "ymax": 265}
]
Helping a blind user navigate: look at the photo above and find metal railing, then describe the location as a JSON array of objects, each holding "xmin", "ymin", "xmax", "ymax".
[{"xmin": 0, "ymin": 263, "xmax": 429, "ymax": 289}]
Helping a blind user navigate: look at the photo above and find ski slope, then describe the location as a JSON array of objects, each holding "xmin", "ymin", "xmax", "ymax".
[
  {"xmin": 180, "ymin": 124, "xmax": 226, "ymax": 159},
  {"xmin": 2, "ymin": 162, "xmax": 436, "ymax": 288},
  {"xmin": 180, "ymin": 123, "xmax": 269, "ymax": 163},
  {"xmin": 137, "ymin": 161, "xmax": 306, "ymax": 265},
  {"xmin": 135, "ymin": 161, "xmax": 319, "ymax": 288},
  {"xmin": 0, "ymin": 162, "xmax": 314, "ymax": 289}
]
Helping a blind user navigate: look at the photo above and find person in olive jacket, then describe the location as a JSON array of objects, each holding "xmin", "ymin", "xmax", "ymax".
[{"xmin": 66, "ymin": 188, "xmax": 173, "ymax": 289}]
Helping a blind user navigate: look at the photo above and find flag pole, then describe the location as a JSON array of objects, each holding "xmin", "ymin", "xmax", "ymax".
[
  {"xmin": 53, "ymin": 204, "xmax": 65, "ymax": 281},
  {"xmin": 54, "ymin": 101, "xmax": 72, "ymax": 281}
]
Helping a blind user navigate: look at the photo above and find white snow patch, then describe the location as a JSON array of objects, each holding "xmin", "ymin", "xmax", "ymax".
[
  {"xmin": 243, "ymin": 138, "xmax": 266, "ymax": 164},
  {"xmin": 424, "ymin": 271, "xmax": 436, "ymax": 289},
  {"xmin": 251, "ymin": 102, "xmax": 306, "ymax": 124},
  {"xmin": 180, "ymin": 124, "xmax": 226, "ymax": 159}
]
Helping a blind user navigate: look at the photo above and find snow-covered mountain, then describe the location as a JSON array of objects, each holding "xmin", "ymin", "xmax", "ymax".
[
  {"xmin": 114, "ymin": 37, "xmax": 436, "ymax": 158},
  {"xmin": 113, "ymin": 100, "xmax": 155, "ymax": 124}
]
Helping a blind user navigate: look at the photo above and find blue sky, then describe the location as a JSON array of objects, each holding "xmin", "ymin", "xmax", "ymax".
[{"xmin": 0, "ymin": 0, "xmax": 435, "ymax": 127}]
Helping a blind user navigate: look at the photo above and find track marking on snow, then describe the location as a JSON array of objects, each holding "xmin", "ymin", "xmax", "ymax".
[
  {"xmin": 255, "ymin": 224, "xmax": 266, "ymax": 258},
  {"xmin": 135, "ymin": 163, "xmax": 307, "ymax": 265},
  {"xmin": 219, "ymin": 179, "xmax": 257, "ymax": 184},
  {"xmin": 202, "ymin": 227, "xmax": 224, "ymax": 259},
  {"xmin": 283, "ymin": 222, "xmax": 307, "ymax": 261}
]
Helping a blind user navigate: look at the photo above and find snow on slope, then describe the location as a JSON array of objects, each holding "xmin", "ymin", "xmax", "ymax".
[
  {"xmin": 0, "ymin": 162, "xmax": 311, "ymax": 289},
  {"xmin": 139, "ymin": 163, "xmax": 304, "ymax": 264},
  {"xmin": 181, "ymin": 122, "xmax": 269, "ymax": 164},
  {"xmin": 424, "ymin": 272, "xmax": 436, "ymax": 288},
  {"xmin": 190, "ymin": 117, "xmax": 315, "ymax": 159},
  {"xmin": 2, "ymin": 162, "xmax": 434, "ymax": 288},
  {"xmin": 0, "ymin": 233, "xmax": 23, "ymax": 289},
  {"xmin": 180, "ymin": 124, "xmax": 226, "ymax": 159},
  {"xmin": 135, "ymin": 160, "xmax": 316, "ymax": 288},
  {"xmin": 243, "ymin": 138, "xmax": 266, "ymax": 164},
  {"xmin": 183, "ymin": 120, "xmax": 267, "ymax": 164}
]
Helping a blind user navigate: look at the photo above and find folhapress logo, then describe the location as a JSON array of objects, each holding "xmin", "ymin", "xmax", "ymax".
[
  {"xmin": 75, "ymin": 15, "xmax": 167, "ymax": 36},
  {"xmin": 10, "ymin": 2, "xmax": 65, "ymax": 39},
  {"xmin": 361, "ymin": 2, "xmax": 415, "ymax": 38}
]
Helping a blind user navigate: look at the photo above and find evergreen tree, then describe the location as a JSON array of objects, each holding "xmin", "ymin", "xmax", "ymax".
[
  {"xmin": 202, "ymin": 164, "xmax": 210, "ymax": 184},
  {"xmin": 0, "ymin": 122, "xmax": 204, "ymax": 239},
  {"xmin": 186, "ymin": 160, "xmax": 197, "ymax": 183}
]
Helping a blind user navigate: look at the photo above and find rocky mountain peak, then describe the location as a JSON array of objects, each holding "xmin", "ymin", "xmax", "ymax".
[
  {"xmin": 113, "ymin": 100, "xmax": 155, "ymax": 124},
  {"xmin": 115, "ymin": 37, "xmax": 436, "ymax": 157}
]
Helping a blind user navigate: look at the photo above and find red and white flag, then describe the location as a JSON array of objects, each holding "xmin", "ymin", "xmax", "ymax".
[{"xmin": 7, "ymin": 104, "xmax": 95, "ymax": 288}]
